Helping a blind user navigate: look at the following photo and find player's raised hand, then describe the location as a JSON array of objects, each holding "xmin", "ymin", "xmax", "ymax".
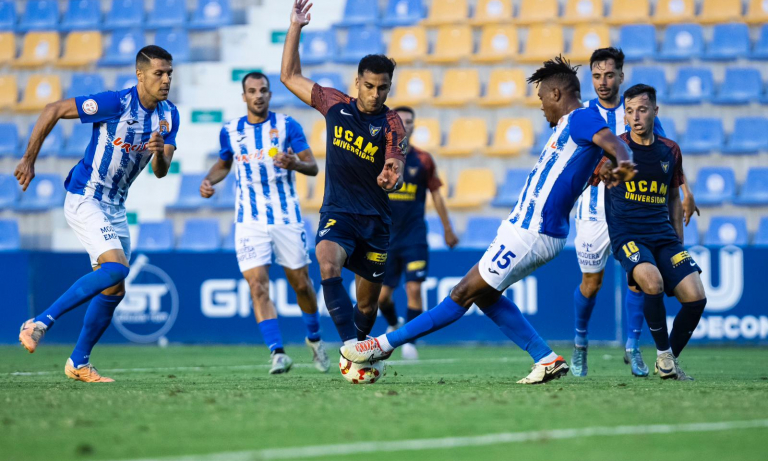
[
  {"xmin": 14, "ymin": 158, "xmax": 35, "ymax": 192},
  {"xmin": 147, "ymin": 131, "xmax": 164, "ymax": 156},
  {"xmin": 378, "ymin": 158, "xmax": 403, "ymax": 192},
  {"xmin": 200, "ymin": 178, "xmax": 215, "ymax": 198},
  {"xmin": 274, "ymin": 148, "xmax": 298, "ymax": 170},
  {"xmin": 606, "ymin": 160, "xmax": 637, "ymax": 189},
  {"xmin": 291, "ymin": 0, "xmax": 312, "ymax": 27}
]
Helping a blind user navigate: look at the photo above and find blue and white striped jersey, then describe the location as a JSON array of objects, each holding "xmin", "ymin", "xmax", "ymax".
[
  {"xmin": 509, "ymin": 107, "xmax": 608, "ymax": 239},
  {"xmin": 65, "ymin": 86, "xmax": 180, "ymax": 206},
  {"xmin": 219, "ymin": 112, "xmax": 310, "ymax": 225}
]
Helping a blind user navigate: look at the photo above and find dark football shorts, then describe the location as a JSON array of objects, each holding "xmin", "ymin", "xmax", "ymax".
[
  {"xmin": 316, "ymin": 212, "xmax": 390, "ymax": 283},
  {"xmin": 383, "ymin": 244, "xmax": 429, "ymax": 288}
]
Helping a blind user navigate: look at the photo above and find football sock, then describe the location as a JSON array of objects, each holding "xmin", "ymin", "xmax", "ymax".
[
  {"xmin": 670, "ymin": 298, "xmax": 707, "ymax": 357},
  {"xmin": 657, "ymin": 348, "xmax": 673, "ymax": 357},
  {"xmin": 643, "ymin": 292, "xmax": 670, "ymax": 352},
  {"xmin": 257, "ymin": 318, "xmax": 283, "ymax": 353},
  {"xmin": 573, "ymin": 286, "xmax": 596, "ymax": 348},
  {"xmin": 301, "ymin": 311, "xmax": 321, "ymax": 342},
  {"xmin": 538, "ymin": 352, "xmax": 560, "ymax": 365},
  {"xmin": 35, "ymin": 262, "xmax": 129, "ymax": 328},
  {"xmin": 379, "ymin": 298, "xmax": 399, "ymax": 327},
  {"xmin": 385, "ymin": 296, "xmax": 466, "ymax": 349},
  {"xmin": 405, "ymin": 307, "xmax": 421, "ymax": 344},
  {"xmin": 70, "ymin": 294, "xmax": 124, "ymax": 368},
  {"xmin": 481, "ymin": 296, "xmax": 554, "ymax": 363},
  {"xmin": 624, "ymin": 289, "xmax": 645, "ymax": 350},
  {"xmin": 353, "ymin": 304, "xmax": 376, "ymax": 341},
  {"xmin": 321, "ymin": 277, "xmax": 356, "ymax": 343}
]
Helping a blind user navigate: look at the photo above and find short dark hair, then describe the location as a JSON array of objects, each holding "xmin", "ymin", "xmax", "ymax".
[
  {"xmin": 241, "ymin": 72, "xmax": 270, "ymax": 91},
  {"xmin": 358, "ymin": 54, "xmax": 396, "ymax": 79},
  {"xmin": 624, "ymin": 84, "xmax": 657, "ymax": 106},
  {"xmin": 392, "ymin": 106, "xmax": 414, "ymax": 117},
  {"xmin": 136, "ymin": 45, "xmax": 172, "ymax": 68},
  {"xmin": 590, "ymin": 47, "xmax": 625, "ymax": 71},
  {"xmin": 527, "ymin": 55, "xmax": 580, "ymax": 95}
]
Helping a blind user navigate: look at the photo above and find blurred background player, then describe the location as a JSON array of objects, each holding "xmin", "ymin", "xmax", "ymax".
[
  {"xmin": 342, "ymin": 56, "xmax": 636, "ymax": 384},
  {"xmin": 199, "ymin": 72, "xmax": 329, "ymax": 375},
  {"xmin": 16, "ymin": 46, "xmax": 179, "ymax": 382},
  {"xmin": 602, "ymin": 84, "xmax": 707, "ymax": 381},
  {"xmin": 377, "ymin": 106, "xmax": 458, "ymax": 360}
]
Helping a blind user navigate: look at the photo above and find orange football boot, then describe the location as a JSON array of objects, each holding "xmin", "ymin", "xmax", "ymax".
[
  {"xmin": 19, "ymin": 319, "xmax": 47, "ymax": 353},
  {"xmin": 65, "ymin": 359, "xmax": 115, "ymax": 383}
]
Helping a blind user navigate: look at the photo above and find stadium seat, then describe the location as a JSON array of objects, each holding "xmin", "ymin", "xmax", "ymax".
[
  {"xmin": 0, "ymin": 123, "xmax": 19, "ymax": 156},
  {"xmin": 570, "ymin": 25, "xmax": 610, "ymax": 63},
  {"xmin": 381, "ymin": 0, "xmax": 425, "ymax": 27},
  {"xmin": 657, "ymin": 116, "xmax": 677, "ymax": 140},
  {"xmin": 60, "ymin": 0, "xmax": 100, "ymax": 31},
  {"xmin": 0, "ymin": 74, "xmax": 16, "ymax": 110},
  {"xmin": 104, "ymin": 0, "xmax": 144, "ymax": 30},
  {"xmin": 425, "ymin": 25, "xmax": 472, "ymax": 64},
  {"xmin": 746, "ymin": 0, "xmax": 768, "ymax": 25},
  {"xmin": 410, "ymin": 118, "xmax": 441, "ymax": 152},
  {"xmin": 704, "ymin": 217, "xmax": 748, "ymax": 246},
  {"xmin": 0, "ymin": 31, "xmax": 13, "ymax": 64},
  {"xmin": 703, "ymin": 23, "xmax": 749, "ymax": 61},
  {"xmin": 146, "ymin": 0, "xmax": 186, "ymax": 29},
  {"xmin": 0, "ymin": 175, "xmax": 19, "ymax": 209},
  {"xmin": 422, "ymin": 0, "xmax": 468, "ymax": 26},
  {"xmin": 657, "ymin": 24, "xmax": 703, "ymax": 61},
  {"xmin": 471, "ymin": 25, "xmax": 518, "ymax": 63},
  {"xmin": 561, "ymin": 0, "xmax": 603, "ymax": 25},
  {"xmin": 309, "ymin": 72, "xmax": 345, "ymax": 92},
  {"xmin": 0, "ymin": 1, "xmax": 16, "ymax": 31},
  {"xmin": 471, "ymin": 0, "xmax": 512, "ymax": 25},
  {"xmin": 751, "ymin": 25, "xmax": 768, "ymax": 60},
  {"xmin": 266, "ymin": 73, "xmax": 303, "ymax": 108},
  {"xmin": 651, "ymin": 0, "xmax": 694, "ymax": 25},
  {"xmin": 13, "ymin": 32, "xmax": 60, "ymax": 68},
  {"xmin": 679, "ymin": 118, "xmax": 723, "ymax": 155},
  {"xmin": 0, "ymin": 219, "xmax": 20, "ymax": 250},
  {"xmin": 755, "ymin": 217, "xmax": 768, "ymax": 246},
  {"xmin": 337, "ymin": 26, "xmax": 383, "ymax": 64},
  {"xmin": 308, "ymin": 120, "xmax": 327, "ymax": 158},
  {"xmin": 698, "ymin": 0, "xmax": 742, "ymax": 25},
  {"xmin": 292, "ymin": 173, "xmax": 309, "ymax": 203},
  {"xmin": 66, "ymin": 73, "xmax": 105, "ymax": 99},
  {"xmin": 155, "ymin": 29, "xmax": 190, "ymax": 63},
  {"xmin": 693, "ymin": 167, "xmax": 736, "ymax": 206},
  {"xmin": 19, "ymin": 1, "xmax": 59, "ymax": 31},
  {"xmin": 303, "ymin": 172, "xmax": 325, "ymax": 212},
  {"xmin": 99, "ymin": 29, "xmax": 143, "ymax": 66},
  {"xmin": 516, "ymin": 0, "xmax": 558, "ymax": 25},
  {"xmin": 735, "ymin": 168, "xmax": 768, "ymax": 206},
  {"xmin": 115, "ymin": 73, "xmax": 138, "ymax": 90},
  {"xmin": 189, "ymin": 0, "xmax": 233, "ymax": 30},
  {"xmin": 607, "ymin": 0, "xmax": 650, "ymax": 24},
  {"xmin": 17, "ymin": 75, "xmax": 62, "ymax": 113},
  {"xmin": 178, "ymin": 219, "xmax": 220, "ymax": 252},
  {"xmin": 724, "ymin": 117, "xmax": 768, "ymax": 155},
  {"xmin": 491, "ymin": 168, "xmax": 529, "ymax": 208},
  {"xmin": 58, "ymin": 31, "xmax": 102, "ymax": 67},
  {"xmin": 713, "ymin": 68, "xmax": 761, "ymax": 105},
  {"xmin": 445, "ymin": 169, "xmax": 496, "ymax": 209},
  {"xmin": 389, "ymin": 69, "xmax": 434, "ymax": 106},
  {"xmin": 336, "ymin": 0, "xmax": 378, "ymax": 27},
  {"xmin": 303, "ymin": 218, "xmax": 316, "ymax": 249},
  {"xmin": 136, "ymin": 220, "xmax": 174, "ymax": 251},
  {"xmin": 627, "ymin": 66, "xmax": 668, "ymax": 101},
  {"xmin": 619, "ymin": 25, "xmax": 656, "ymax": 62},
  {"xmin": 62, "ymin": 123, "xmax": 93, "ymax": 158},
  {"xmin": 683, "ymin": 216, "xmax": 699, "ymax": 246},
  {"xmin": 437, "ymin": 119, "xmax": 488, "ymax": 157},
  {"xmin": 167, "ymin": 173, "xmax": 209, "ymax": 212},
  {"xmin": 459, "ymin": 216, "xmax": 501, "ymax": 249},
  {"xmin": 222, "ymin": 222, "xmax": 236, "ymax": 250},
  {"xmin": 667, "ymin": 67, "xmax": 713, "ymax": 105},
  {"xmin": 478, "ymin": 69, "xmax": 526, "ymax": 107},
  {"xmin": 433, "ymin": 69, "xmax": 480, "ymax": 107},
  {"xmin": 15, "ymin": 173, "xmax": 65, "ymax": 211},
  {"xmin": 533, "ymin": 122, "xmax": 554, "ymax": 155},
  {"xmin": 26, "ymin": 124, "xmax": 64, "ymax": 158},
  {"xmin": 212, "ymin": 174, "xmax": 236, "ymax": 210},
  {"xmin": 387, "ymin": 26, "xmax": 427, "ymax": 64},
  {"xmin": 485, "ymin": 119, "xmax": 534, "ymax": 157},
  {"xmin": 518, "ymin": 25, "xmax": 563, "ymax": 64},
  {"xmin": 300, "ymin": 30, "xmax": 337, "ymax": 65},
  {"xmin": 425, "ymin": 215, "xmax": 447, "ymax": 249}
]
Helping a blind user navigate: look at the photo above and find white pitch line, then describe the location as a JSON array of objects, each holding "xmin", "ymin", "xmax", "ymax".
[{"xmin": 117, "ymin": 419, "xmax": 768, "ymax": 461}]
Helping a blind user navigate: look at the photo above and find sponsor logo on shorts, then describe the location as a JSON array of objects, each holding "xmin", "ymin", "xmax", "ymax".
[
  {"xmin": 82, "ymin": 99, "xmax": 98, "ymax": 115},
  {"xmin": 671, "ymin": 250, "xmax": 692, "ymax": 268},
  {"xmin": 100, "ymin": 225, "xmax": 117, "ymax": 241},
  {"xmin": 372, "ymin": 271, "xmax": 384, "ymax": 278},
  {"xmin": 406, "ymin": 260, "xmax": 426, "ymax": 272},
  {"xmin": 319, "ymin": 229, "xmax": 330, "ymax": 237},
  {"xmin": 366, "ymin": 252, "xmax": 388, "ymax": 264},
  {"xmin": 236, "ymin": 238, "xmax": 257, "ymax": 263}
]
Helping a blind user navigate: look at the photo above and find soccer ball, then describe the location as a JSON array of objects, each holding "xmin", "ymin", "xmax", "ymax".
[{"xmin": 339, "ymin": 355, "xmax": 385, "ymax": 384}]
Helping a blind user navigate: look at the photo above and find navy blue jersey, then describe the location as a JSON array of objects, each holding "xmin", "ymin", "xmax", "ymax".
[
  {"xmin": 388, "ymin": 146, "xmax": 442, "ymax": 249},
  {"xmin": 311, "ymin": 85, "xmax": 407, "ymax": 224}
]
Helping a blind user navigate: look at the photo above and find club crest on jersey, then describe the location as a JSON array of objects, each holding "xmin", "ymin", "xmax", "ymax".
[
  {"xmin": 629, "ymin": 252, "xmax": 640, "ymax": 263},
  {"xmin": 369, "ymin": 124, "xmax": 381, "ymax": 137},
  {"xmin": 661, "ymin": 161, "xmax": 669, "ymax": 173},
  {"xmin": 82, "ymin": 99, "xmax": 98, "ymax": 115},
  {"xmin": 159, "ymin": 119, "xmax": 170, "ymax": 135}
]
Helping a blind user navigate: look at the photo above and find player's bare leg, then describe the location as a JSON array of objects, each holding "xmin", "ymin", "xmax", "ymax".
[
  {"xmin": 354, "ymin": 275, "xmax": 382, "ymax": 341},
  {"xmin": 401, "ymin": 281, "xmax": 423, "ymax": 360},
  {"xmin": 571, "ymin": 270, "xmax": 604, "ymax": 377},
  {"xmin": 283, "ymin": 265, "xmax": 329, "ymax": 372},
  {"xmin": 632, "ymin": 263, "xmax": 677, "ymax": 379},
  {"xmin": 243, "ymin": 266, "xmax": 292, "ymax": 374},
  {"xmin": 667, "ymin": 272, "xmax": 707, "ymax": 380},
  {"xmin": 318, "ymin": 240, "xmax": 358, "ymax": 344}
]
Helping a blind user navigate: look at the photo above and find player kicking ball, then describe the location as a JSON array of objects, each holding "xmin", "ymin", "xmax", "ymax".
[
  {"xmin": 601, "ymin": 84, "xmax": 707, "ymax": 381},
  {"xmin": 16, "ymin": 46, "xmax": 179, "ymax": 382},
  {"xmin": 200, "ymin": 72, "xmax": 330, "ymax": 374},
  {"xmin": 342, "ymin": 56, "xmax": 636, "ymax": 384}
]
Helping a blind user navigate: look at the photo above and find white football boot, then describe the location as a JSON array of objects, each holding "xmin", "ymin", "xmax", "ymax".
[
  {"xmin": 517, "ymin": 356, "xmax": 569, "ymax": 384},
  {"xmin": 305, "ymin": 338, "xmax": 330, "ymax": 373},
  {"xmin": 269, "ymin": 352, "xmax": 293, "ymax": 374}
]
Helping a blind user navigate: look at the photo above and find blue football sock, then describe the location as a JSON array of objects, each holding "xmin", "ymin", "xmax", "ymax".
[
  {"xmin": 405, "ymin": 307, "xmax": 421, "ymax": 344},
  {"xmin": 643, "ymin": 292, "xmax": 670, "ymax": 352},
  {"xmin": 353, "ymin": 304, "xmax": 376, "ymax": 341},
  {"xmin": 302, "ymin": 311, "xmax": 321, "ymax": 342},
  {"xmin": 70, "ymin": 294, "xmax": 124, "ymax": 368},
  {"xmin": 386, "ymin": 296, "xmax": 466, "ymax": 349},
  {"xmin": 624, "ymin": 289, "xmax": 645, "ymax": 350},
  {"xmin": 573, "ymin": 286, "xmax": 597, "ymax": 347},
  {"xmin": 481, "ymin": 296, "xmax": 553, "ymax": 363},
  {"xmin": 35, "ymin": 262, "xmax": 129, "ymax": 328},
  {"xmin": 321, "ymin": 277, "xmax": 356, "ymax": 342},
  {"xmin": 257, "ymin": 318, "xmax": 283, "ymax": 353}
]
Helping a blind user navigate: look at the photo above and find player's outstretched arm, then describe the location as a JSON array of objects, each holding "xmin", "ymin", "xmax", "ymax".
[
  {"xmin": 430, "ymin": 190, "xmax": 459, "ymax": 248},
  {"xmin": 280, "ymin": 0, "xmax": 316, "ymax": 106},
  {"xmin": 592, "ymin": 128, "xmax": 636, "ymax": 188},
  {"xmin": 15, "ymin": 98, "xmax": 79, "ymax": 191},
  {"xmin": 200, "ymin": 158, "xmax": 233, "ymax": 198},
  {"xmin": 668, "ymin": 186, "xmax": 684, "ymax": 243}
]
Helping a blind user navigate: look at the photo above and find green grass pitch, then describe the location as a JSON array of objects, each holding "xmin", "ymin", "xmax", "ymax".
[{"xmin": 1, "ymin": 344, "xmax": 767, "ymax": 461}]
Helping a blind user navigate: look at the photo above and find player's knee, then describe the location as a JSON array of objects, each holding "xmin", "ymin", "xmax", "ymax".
[
  {"xmin": 449, "ymin": 281, "xmax": 474, "ymax": 308},
  {"xmin": 101, "ymin": 262, "xmax": 129, "ymax": 284},
  {"xmin": 102, "ymin": 281, "xmax": 125, "ymax": 297},
  {"xmin": 247, "ymin": 277, "xmax": 270, "ymax": 302},
  {"xmin": 642, "ymin": 278, "xmax": 664, "ymax": 295},
  {"xmin": 581, "ymin": 279, "xmax": 602, "ymax": 298},
  {"xmin": 405, "ymin": 283, "xmax": 421, "ymax": 301},
  {"xmin": 293, "ymin": 275, "xmax": 313, "ymax": 297},
  {"xmin": 319, "ymin": 261, "xmax": 341, "ymax": 279}
]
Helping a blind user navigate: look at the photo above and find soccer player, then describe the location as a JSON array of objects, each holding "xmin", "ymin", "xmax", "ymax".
[
  {"xmin": 378, "ymin": 106, "xmax": 458, "ymax": 360},
  {"xmin": 570, "ymin": 47, "xmax": 699, "ymax": 378},
  {"xmin": 601, "ymin": 84, "xmax": 707, "ymax": 381},
  {"xmin": 199, "ymin": 72, "xmax": 330, "ymax": 374},
  {"xmin": 16, "ymin": 46, "xmax": 179, "ymax": 382},
  {"xmin": 342, "ymin": 56, "xmax": 636, "ymax": 384},
  {"xmin": 280, "ymin": 0, "xmax": 406, "ymax": 346}
]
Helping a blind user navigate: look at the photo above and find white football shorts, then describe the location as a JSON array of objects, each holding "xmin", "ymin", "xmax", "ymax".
[
  {"xmin": 64, "ymin": 192, "xmax": 131, "ymax": 267},
  {"xmin": 235, "ymin": 221, "xmax": 311, "ymax": 272},
  {"xmin": 574, "ymin": 219, "xmax": 612, "ymax": 274}
]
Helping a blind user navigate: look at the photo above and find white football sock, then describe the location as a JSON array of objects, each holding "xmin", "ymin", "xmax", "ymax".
[
  {"xmin": 537, "ymin": 352, "xmax": 559, "ymax": 365},
  {"xmin": 657, "ymin": 348, "xmax": 673, "ymax": 356},
  {"xmin": 377, "ymin": 334, "xmax": 393, "ymax": 352}
]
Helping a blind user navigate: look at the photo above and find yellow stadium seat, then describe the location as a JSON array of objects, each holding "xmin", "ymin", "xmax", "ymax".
[
  {"xmin": 303, "ymin": 172, "xmax": 325, "ymax": 212},
  {"xmin": 471, "ymin": 0, "xmax": 513, "ymax": 25},
  {"xmin": 516, "ymin": 0, "xmax": 559, "ymax": 25},
  {"xmin": 422, "ymin": 0, "xmax": 469, "ymax": 25},
  {"xmin": 293, "ymin": 173, "xmax": 309, "ymax": 201},
  {"xmin": 478, "ymin": 69, "xmax": 526, "ymax": 107},
  {"xmin": 445, "ymin": 168, "xmax": 496, "ymax": 209},
  {"xmin": 425, "ymin": 25, "xmax": 472, "ymax": 64},
  {"xmin": 518, "ymin": 25, "xmax": 564, "ymax": 64},
  {"xmin": 651, "ymin": 0, "xmax": 695, "ymax": 25},
  {"xmin": 471, "ymin": 25, "xmax": 518, "ymax": 63},
  {"xmin": 0, "ymin": 75, "xmax": 17, "ymax": 110},
  {"xmin": 746, "ymin": 0, "xmax": 768, "ymax": 24},
  {"xmin": 570, "ymin": 25, "xmax": 610, "ymax": 63},
  {"xmin": 0, "ymin": 32, "xmax": 14, "ymax": 66},
  {"xmin": 437, "ymin": 118, "xmax": 488, "ymax": 157},
  {"xmin": 560, "ymin": 0, "xmax": 604, "ymax": 24},
  {"xmin": 14, "ymin": 32, "xmax": 60, "ymax": 68},
  {"xmin": 17, "ymin": 75, "xmax": 62, "ymax": 112},
  {"xmin": 433, "ymin": 69, "xmax": 480, "ymax": 108},
  {"xmin": 485, "ymin": 118, "xmax": 534, "ymax": 157},
  {"xmin": 387, "ymin": 26, "xmax": 428, "ymax": 64},
  {"xmin": 699, "ymin": 0, "xmax": 742, "ymax": 24},
  {"xmin": 347, "ymin": 77, "xmax": 358, "ymax": 99},
  {"xmin": 410, "ymin": 118, "xmax": 441, "ymax": 152},
  {"xmin": 606, "ymin": 0, "xmax": 650, "ymax": 25},
  {"xmin": 388, "ymin": 70, "xmax": 434, "ymax": 107},
  {"xmin": 57, "ymin": 31, "xmax": 102, "ymax": 67},
  {"xmin": 309, "ymin": 120, "xmax": 327, "ymax": 158}
]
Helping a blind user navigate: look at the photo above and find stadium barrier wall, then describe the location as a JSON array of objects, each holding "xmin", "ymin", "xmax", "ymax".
[{"xmin": 1, "ymin": 247, "xmax": 765, "ymax": 345}]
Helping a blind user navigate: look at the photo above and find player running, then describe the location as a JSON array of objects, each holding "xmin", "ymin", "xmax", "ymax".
[
  {"xmin": 601, "ymin": 84, "xmax": 707, "ymax": 381},
  {"xmin": 342, "ymin": 56, "xmax": 636, "ymax": 384},
  {"xmin": 199, "ymin": 72, "xmax": 330, "ymax": 374},
  {"xmin": 378, "ymin": 106, "xmax": 458, "ymax": 360},
  {"xmin": 16, "ymin": 46, "xmax": 179, "ymax": 382},
  {"xmin": 570, "ymin": 47, "xmax": 699, "ymax": 378},
  {"xmin": 281, "ymin": 0, "xmax": 406, "ymax": 347}
]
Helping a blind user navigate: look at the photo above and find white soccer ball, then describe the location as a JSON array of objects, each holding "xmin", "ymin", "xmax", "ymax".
[{"xmin": 339, "ymin": 355, "xmax": 385, "ymax": 384}]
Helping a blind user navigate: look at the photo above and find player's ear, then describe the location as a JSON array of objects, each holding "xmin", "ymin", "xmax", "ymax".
[
  {"xmin": 136, "ymin": 68, "xmax": 143, "ymax": 83},
  {"xmin": 653, "ymin": 105, "xmax": 659, "ymax": 117},
  {"xmin": 619, "ymin": 71, "xmax": 625, "ymax": 85},
  {"xmin": 242, "ymin": 92, "xmax": 246, "ymax": 103},
  {"xmin": 551, "ymin": 87, "xmax": 561, "ymax": 102}
]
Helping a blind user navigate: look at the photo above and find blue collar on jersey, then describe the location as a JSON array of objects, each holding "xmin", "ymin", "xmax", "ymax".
[
  {"xmin": 590, "ymin": 95, "xmax": 624, "ymax": 112},
  {"xmin": 243, "ymin": 111, "xmax": 277, "ymax": 127}
]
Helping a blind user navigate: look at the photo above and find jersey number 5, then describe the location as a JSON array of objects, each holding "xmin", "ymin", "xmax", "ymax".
[
  {"xmin": 622, "ymin": 241, "xmax": 639, "ymax": 257},
  {"xmin": 491, "ymin": 244, "xmax": 517, "ymax": 269}
]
